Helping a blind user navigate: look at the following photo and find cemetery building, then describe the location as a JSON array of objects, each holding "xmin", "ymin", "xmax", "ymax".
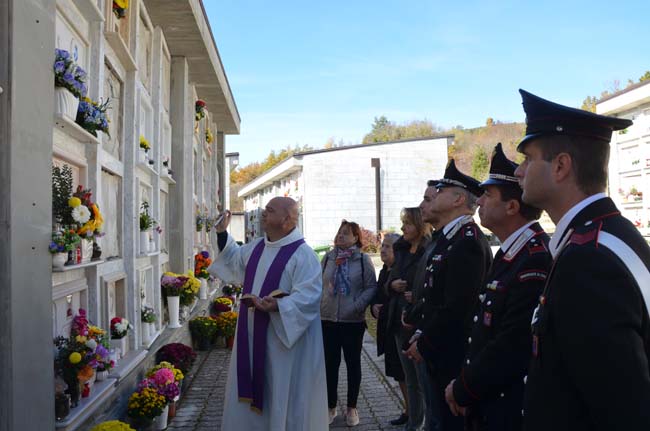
[
  {"xmin": 238, "ymin": 136, "xmax": 451, "ymax": 246},
  {"xmin": 0, "ymin": 0, "xmax": 239, "ymax": 429}
]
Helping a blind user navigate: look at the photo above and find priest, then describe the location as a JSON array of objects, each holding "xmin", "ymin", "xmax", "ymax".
[{"xmin": 208, "ymin": 197, "xmax": 328, "ymax": 431}]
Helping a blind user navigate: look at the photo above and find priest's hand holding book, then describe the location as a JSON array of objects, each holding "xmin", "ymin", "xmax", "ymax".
[{"xmin": 241, "ymin": 289, "xmax": 289, "ymax": 312}]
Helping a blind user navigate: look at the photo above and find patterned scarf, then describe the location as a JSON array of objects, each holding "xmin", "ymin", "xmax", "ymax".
[{"xmin": 334, "ymin": 247, "xmax": 356, "ymax": 295}]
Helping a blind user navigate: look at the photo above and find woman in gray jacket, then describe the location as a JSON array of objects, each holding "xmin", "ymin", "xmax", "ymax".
[{"xmin": 321, "ymin": 220, "xmax": 377, "ymax": 427}]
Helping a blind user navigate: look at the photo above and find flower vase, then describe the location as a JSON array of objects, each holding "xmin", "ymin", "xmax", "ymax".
[
  {"xmin": 168, "ymin": 400, "xmax": 177, "ymax": 419},
  {"xmin": 109, "ymin": 337, "xmax": 127, "ymax": 359},
  {"xmin": 138, "ymin": 149, "xmax": 149, "ymax": 164},
  {"xmin": 96, "ymin": 370, "xmax": 109, "ymax": 382},
  {"xmin": 54, "ymin": 87, "xmax": 79, "ymax": 120},
  {"xmin": 142, "ymin": 322, "xmax": 152, "ymax": 345},
  {"xmin": 130, "ymin": 417, "xmax": 154, "ymax": 431},
  {"xmin": 139, "ymin": 230, "xmax": 149, "ymax": 254},
  {"xmin": 149, "ymin": 239, "xmax": 156, "ymax": 253},
  {"xmin": 52, "ymin": 252, "xmax": 67, "ymax": 269},
  {"xmin": 199, "ymin": 278, "xmax": 208, "ymax": 300},
  {"xmin": 80, "ymin": 238, "xmax": 93, "ymax": 264},
  {"xmin": 153, "ymin": 404, "xmax": 169, "ymax": 430},
  {"xmin": 55, "ymin": 393, "xmax": 71, "ymax": 421},
  {"xmin": 167, "ymin": 295, "xmax": 181, "ymax": 328}
]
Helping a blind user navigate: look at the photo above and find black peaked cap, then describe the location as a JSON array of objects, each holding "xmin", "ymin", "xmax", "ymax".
[
  {"xmin": 518, "ymin": 89, "xmax": 633, "ymax": 150},
  {"xmin": 480, "ymin": 143, "xmax": 520, "ymax": 188},
  {"xmin": 435, "ymin": 159, "xmax": 483, "ymax": 197}
]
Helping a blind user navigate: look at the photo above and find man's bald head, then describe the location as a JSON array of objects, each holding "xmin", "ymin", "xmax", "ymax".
[{"xmin": 263, "ymin": 197, "xmax": 299, "ymax": 240}]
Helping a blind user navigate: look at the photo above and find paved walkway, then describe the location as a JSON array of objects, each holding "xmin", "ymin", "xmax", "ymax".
[{"xmin": 166, "ymin": 333, "xmax": 405, "ymax": 430}]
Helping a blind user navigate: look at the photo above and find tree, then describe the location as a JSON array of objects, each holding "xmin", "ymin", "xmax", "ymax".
[
  {"xmin": 471, "ymin": 146, "xmax": 489, "ymax": 181},
  {"xmin": 485, "ymin": 117, "xmax": 495, "ymax": 127},
  {"xmin": 324, "ymin": 137, "xmax": 335, "ymax": 149},
  {"xmin": 581, "ymin": 95, "xmax": 598, "ymax": 113},
  {"xmin": 363, "ymin": 115, "xmax": 397, "ymax": 143},
  {"xmin": 640, "ymin": 71, "xmax": 650, "ymax": 82}
]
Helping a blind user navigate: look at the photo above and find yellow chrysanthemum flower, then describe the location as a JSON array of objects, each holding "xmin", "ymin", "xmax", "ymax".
[
  {"xmin": 69, "ymin": 352, "xmax": 82, "ymax": 364},
  {"xmin": 114, "ymin": 0, "xmax": 128, "ymax": 9},
  {"xmin": 68, "ymin": 197, "xmax": 82, "ymax": 208}
]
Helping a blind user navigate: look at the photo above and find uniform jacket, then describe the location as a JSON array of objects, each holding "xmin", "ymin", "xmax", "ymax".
[
  {"xmin": 524, "ymin": 197, "xmax": 650, "ymax": 431},
  {"xmin": 320, "ymin": 248, "xmax": 377, "ymax": 323},
  {"xmin": 453, "ymin": 222, "xmax": 551, "ymax": 431},
  {"xmin": 417, "ymin": 216, "xmax": 493, "ymax": 387}
]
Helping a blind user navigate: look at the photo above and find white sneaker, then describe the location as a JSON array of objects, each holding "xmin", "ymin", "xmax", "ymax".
[
  {"xmin": 328, "ymin": 407, "xmax": 338, "ymax": 425},
  {"xmin": 346, "ymin": 407, "xmax": 359, "ymax": 426}
]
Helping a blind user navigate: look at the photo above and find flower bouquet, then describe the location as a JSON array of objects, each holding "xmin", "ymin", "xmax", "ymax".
[
  {"xmin": 205, "ymin": 128, "xmax": 214, "ymax": 143},
  {"xmin": 155, "ymin": 343, "xmax": 196, "ymax": 375},
  {"xmin": 139, "ymin": 135, "xmax": 151, "ymax": 151},
  {"xmin": 195, "ymin": 100, "xmax": 206, "ymax": 121},
  {"xmin": 147, "ymin": 362, "xmax": 184, "ymax": 387},
  {"xmin": 215, "ymin": 310, "xmax": 238, "ymax": 339},
  {"xmin": 210, "ymin": 296, "xmax": 233, "ymax": 317},
  {"xmin": 71, "ymin": 185, "xmax": 104, "ymax": 239},
  {"xmin": 194, "ymin": 250, "xmax": 212, "ymax": 280},
  {"xmin": 54, "ymin": 48, "xmax": 87, "ymax": 98},
  {"xmin": 127, "ymin": 387, "xmax": 166, "ymax": 422},
  {"xmin": 50, "ymin": 230, "xmax": 81, "ymax": 268},
  {"xmin": 90, "ymin": 421, "xmax": 135, "ymax": 431},
  {"xmin": 195, "ymin": 212, "xmax": 204, "ymax": 232},
  {"xmin": 76, "ymin": 97, "xmax": 110, "ymax": 137},
  {"xmin": 141, "ymin": 305, "xmax": 156, "ymax": 324},
  {"xmin": 189, "ymin": 316, "xmax": 219, "ymax": 350},
  {"xmin": 110, "ymin": 317, "xmax": 132, "ymax": 339},
  {"xmin": 139, "ymin": 367, "xmax": 180, "ymax": 403},
  {"xmin": 54, "ymin": 332, "xmax": 96, "ymax": 407},
  {"xmin": 113, "ymin": 0, "xmax": 128, "ymax": 18},
  {"xmin": 161, "ymin": 273, "xmax": 187, "ymax": 297}
]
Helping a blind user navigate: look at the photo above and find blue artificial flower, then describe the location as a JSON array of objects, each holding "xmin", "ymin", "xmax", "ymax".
[
  {"xmin": 56, "ymin": 49, "xmax": 70, "ymax": 60},
  {"xmin": 76, "ymin": 67, "xmax": 87, "ymax": 80},
  {"xmin": 63, "ymin": 73, "xmax": 74, "ymax": 84},
  {"xmin": 53, "ymin": 61, "xmax": 65, "ymax": 74}
]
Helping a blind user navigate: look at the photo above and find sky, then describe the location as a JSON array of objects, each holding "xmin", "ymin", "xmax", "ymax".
[{"xmin": 205, "ymin": 0, "xmax": 650, "ymax": 166}]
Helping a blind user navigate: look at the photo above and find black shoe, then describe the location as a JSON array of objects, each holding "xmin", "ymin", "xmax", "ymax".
[{"xmin": 390, "ymin": 413, "xmax": 408, "ymax": 426}]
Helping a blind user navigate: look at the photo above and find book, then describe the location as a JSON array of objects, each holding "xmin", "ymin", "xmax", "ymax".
[{"xmin": 240, "ymin": 290, "xmax": 289, "ymax": 306}]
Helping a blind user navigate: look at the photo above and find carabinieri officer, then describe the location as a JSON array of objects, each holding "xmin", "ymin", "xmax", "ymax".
[
  {"xmin": 445, "ymin": 143, "xmax": 552, "ymax": 430},
  {"xmin": 515, "ymin": 89, "xmax": 650, "ymax": 430}
]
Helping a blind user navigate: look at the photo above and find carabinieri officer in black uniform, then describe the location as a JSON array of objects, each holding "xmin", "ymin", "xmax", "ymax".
[
  {"xmin": 405, "ymin": 159, "xmax": 492, "ymax": 431},
  {"xmin": 444, "ymin": 143, "xmax": 552, "ymax": 430},
  {"xmin": 515, "ymin": 89, "xmax": 650, "ymax": 430}
]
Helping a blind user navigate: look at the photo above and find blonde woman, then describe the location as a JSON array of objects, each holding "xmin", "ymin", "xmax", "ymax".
[{"xmin": 388, "ymin": 208, "xmax": 432, "ymax": 431}]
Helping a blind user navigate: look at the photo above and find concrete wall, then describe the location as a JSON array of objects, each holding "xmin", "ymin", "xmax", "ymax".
[
  {"xmin": 301, "ymin": 138, "xmax": 449, "ymax": 246},
  {"xmin": 0, "ymin": 0, "xmax": 237, "ymax": 429},
  {"xmin": 0, "ymin": 1, "xmax": 56, "ymax": 430},
  {"xmin": 241, "ymin": 137, "xmax": 449, "ymax": 247}
]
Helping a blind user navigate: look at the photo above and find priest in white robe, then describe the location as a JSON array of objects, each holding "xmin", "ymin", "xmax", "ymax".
[{"xmin": 208, "ymin": 197, "xmax": 328, "ymax": 431}]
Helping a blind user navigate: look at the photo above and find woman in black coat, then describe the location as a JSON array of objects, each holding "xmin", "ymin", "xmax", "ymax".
[
  {"xmin": 387, "ymin": 207, "xmax": 432, "ymax": 431},
  {"xmin": 371, "ymin": 233, "xmax": 407, "ymax": 425}
]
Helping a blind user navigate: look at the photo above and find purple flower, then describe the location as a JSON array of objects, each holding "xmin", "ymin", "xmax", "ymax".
[
  {"xmin": 53, "ymin": 61, "xmax": 65, "ymax": 73},
  {"xmin": 63, "ymin": 72, "xmax": 74, "ymax": 83},
  {"xmin": 200, "ymin": 251, "xmax": 210, "ymax": 259}
]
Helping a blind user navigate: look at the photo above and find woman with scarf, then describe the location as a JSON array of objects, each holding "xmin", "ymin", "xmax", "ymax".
[{"xmin": 321, "ymin": 220, "xmax": 377, "ymax": 427}]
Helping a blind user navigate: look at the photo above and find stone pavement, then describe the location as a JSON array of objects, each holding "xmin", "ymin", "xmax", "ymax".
[{"xmin": 166, "ymin": 332, "xmax": 406, "ymax": 430}]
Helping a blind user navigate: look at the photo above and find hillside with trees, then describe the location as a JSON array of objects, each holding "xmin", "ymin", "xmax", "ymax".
[{"xmin": 228, "ymin": 118, "xmax": 526, "ymax": 211}]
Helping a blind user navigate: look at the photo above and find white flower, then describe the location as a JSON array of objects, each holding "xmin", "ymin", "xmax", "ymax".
[
  {"xmin": 72, "ymin": 205, "xmax": 91, "ymax": 224},
  {"xmin": 86, "ymin": 339, "xmax": 97, "ymax": 351}
]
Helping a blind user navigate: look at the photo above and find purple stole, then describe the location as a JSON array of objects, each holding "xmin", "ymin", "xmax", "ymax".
[{"xmin": 236, "ymin": 238, "xmax": 305, "ymax": 413}]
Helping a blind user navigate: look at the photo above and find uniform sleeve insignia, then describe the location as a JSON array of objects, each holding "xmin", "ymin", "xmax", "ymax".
[
  {"xmin": 517, "ymin": 270, "xmax": 548, "ymax": 282},
  {"xmin": 486, "ymin": 280, "xmax": 505, "ymax": 291}
]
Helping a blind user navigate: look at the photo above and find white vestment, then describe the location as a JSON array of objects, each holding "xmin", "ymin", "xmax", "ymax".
[{"xmin": 208, "ymin": 229, "xmax": 328, "ymax": 431}]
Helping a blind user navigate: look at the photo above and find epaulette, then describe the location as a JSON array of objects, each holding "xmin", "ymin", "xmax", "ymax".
[{"xmin": 503, "ymin": 228, "xmax": 536, "ymax": 262}]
